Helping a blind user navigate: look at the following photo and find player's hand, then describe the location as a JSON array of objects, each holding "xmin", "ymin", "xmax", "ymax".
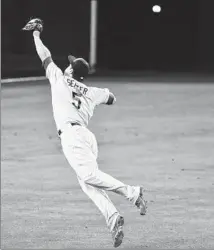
[{"xmin": 22, "ymin": 18, "xmax": 43, "ymax": 32}]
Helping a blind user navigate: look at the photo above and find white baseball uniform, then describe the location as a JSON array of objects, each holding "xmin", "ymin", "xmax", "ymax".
[{"xmin": 46, "ymin": 62, "xmax": 140, "ymax": 231}]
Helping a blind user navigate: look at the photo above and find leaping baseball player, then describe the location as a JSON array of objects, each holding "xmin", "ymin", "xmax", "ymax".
[{"xmin": 22, "ymin": 18, "xmax": 147, "ymax": 248}]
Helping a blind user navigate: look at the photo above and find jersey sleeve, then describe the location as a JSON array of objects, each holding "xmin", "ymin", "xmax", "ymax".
[
  {"xmin": 92, "ymin": 87, "xmax": 110, "ymax": 105},
  {"xmin": 45, "ymin": 61, "xmax": 63, "ymax": 84}
]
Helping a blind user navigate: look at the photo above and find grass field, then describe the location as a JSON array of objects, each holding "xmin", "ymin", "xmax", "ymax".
[{"xmin": 1, "ymin": 78, "xmax": 214, "ymax": 249}]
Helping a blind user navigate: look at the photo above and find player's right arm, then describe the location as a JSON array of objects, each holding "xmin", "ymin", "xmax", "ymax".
[
  {"xmin": 93, "ymin": 87, "xmax": 116, "ymax": 106},
  {"xmin": 106, "ymin": 92, "xmax": 116, "ymax": 105}
]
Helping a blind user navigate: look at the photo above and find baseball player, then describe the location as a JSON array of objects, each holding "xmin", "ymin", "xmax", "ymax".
[{"xmin": 22, "ymin": 18, "xmax": 147, "ymax": 248}]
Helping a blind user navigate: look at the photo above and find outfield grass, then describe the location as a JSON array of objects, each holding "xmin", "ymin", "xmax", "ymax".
[{"xmin": 1, "ymin": 79, "xmax": 214, "ymax": 249}]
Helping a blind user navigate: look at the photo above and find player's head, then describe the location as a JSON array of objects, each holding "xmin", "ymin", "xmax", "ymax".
[{"xmin": 64, "ymin": 55, "xmax": 89, "ymax": 82}]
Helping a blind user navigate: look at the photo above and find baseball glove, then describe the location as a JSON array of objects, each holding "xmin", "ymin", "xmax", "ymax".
[{"xmin": 22, "ymin": 18, "xmax": 43, "ymax": 32}]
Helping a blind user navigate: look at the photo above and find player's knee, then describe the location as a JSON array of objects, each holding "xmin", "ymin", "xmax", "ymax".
[{"xmin": 82, "ymin": 172, "xmax": 97, "ymax": 185}]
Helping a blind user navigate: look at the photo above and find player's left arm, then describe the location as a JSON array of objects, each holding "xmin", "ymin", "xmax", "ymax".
[
  {"xmin": 33, "ymin": 31, "xmax": 51, "ymax": 68},
  {"xmin": 22, "ymin": 18, "xmax": 62, "ymax": 81},
  {"xmin": 33, "ymin": 31, "xmax": 62, "ymax": 80}
]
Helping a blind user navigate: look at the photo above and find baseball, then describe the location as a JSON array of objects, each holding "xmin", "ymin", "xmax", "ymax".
[{"xmin": 152, "ymin": 5, "xmax": 161, "ymax": 13}]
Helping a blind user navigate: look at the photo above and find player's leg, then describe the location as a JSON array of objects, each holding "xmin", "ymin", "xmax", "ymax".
[
  {"xmin": 84, "ymin": 168, "xmax": 141, "ymax": 204},
  {"xmin": 61, "ymin": 130, "xmax": 137, "ymax": 202},
  {"xmin": 88, "ymin": 127, "xmax": 146, "ymax": 213},
  {"xmin": 89, "ymin": 129, "xmax": 147, "ymax": 214},
  {"xmin": 81, "ymin": 166, "xmax": 147, "ymax": 215},
  {"xmin": 64, "ymin": 146, "xmax": 140, "ymax": 205},
  {"xmin": 61, "ymin": 126, "xmax": 146, "ymax": 215},
  {"xmin": 64, "ymin": 144, "xmax": 141, "ymax": 206},
  {"xmin": 60, "ymin": 126, "xmax": 125, "ymax": 246},
  {"xmin": 78, "ymin": 177, "xmax": 125, "ymax": 247},
  {"xmin": 78, "ymin": 176, "xmax": 124, "ymax": 236}
]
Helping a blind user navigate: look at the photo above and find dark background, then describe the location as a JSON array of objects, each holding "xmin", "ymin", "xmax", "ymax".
[{"xmin": 1, "ymin": 0, "xmax": 214, "ymax": 78}]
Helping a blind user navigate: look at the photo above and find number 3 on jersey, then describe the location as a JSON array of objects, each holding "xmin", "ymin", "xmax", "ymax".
[{"xmin": 72, "ymin": 92, "xmax": 82, "ymax": 109}]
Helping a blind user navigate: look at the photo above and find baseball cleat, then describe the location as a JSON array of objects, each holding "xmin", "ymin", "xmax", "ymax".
[
  {"xmin": 135, "ymin": 187, "xmax": 147, "ymax": 215},
  {"xmin": 111, "ymin": 215, "xmax": 124, "ymax": 248}
]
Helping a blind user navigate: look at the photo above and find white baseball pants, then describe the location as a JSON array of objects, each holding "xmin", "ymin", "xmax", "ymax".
[{"xmin": 60, "ymin": 124, "xmax": 140, "ymax": 231}]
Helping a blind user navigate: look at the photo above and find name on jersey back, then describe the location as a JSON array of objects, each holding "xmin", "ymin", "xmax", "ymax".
[{"xmin": 67, "ymin": 78, "xmax": 88, "ymax": 96}]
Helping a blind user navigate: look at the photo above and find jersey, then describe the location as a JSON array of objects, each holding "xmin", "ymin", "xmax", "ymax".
[{"xmin": 46, "ymin": 62, "xmax": 110, "ymax": 131}]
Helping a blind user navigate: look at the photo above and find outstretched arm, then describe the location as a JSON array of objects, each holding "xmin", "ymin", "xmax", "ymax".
[
  {"xmin": 22, "ymin": 18, "xmax": 62, "ymax": 81},
  {"xmin": 32, "ymin": 30, "xmax": 60, "ymax": 74},
  {"xmin": 33, "ymin": 31, "xmax": 51, "ymax": 67},
  {"xmin": 23, "ymin": 18, "xmax": 50, "ymax": 63}
]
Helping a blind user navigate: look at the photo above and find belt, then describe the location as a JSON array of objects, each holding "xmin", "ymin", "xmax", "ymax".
[{"xmin": 58, "ymin": 122, "xmax": 80, "ymax": 136}]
